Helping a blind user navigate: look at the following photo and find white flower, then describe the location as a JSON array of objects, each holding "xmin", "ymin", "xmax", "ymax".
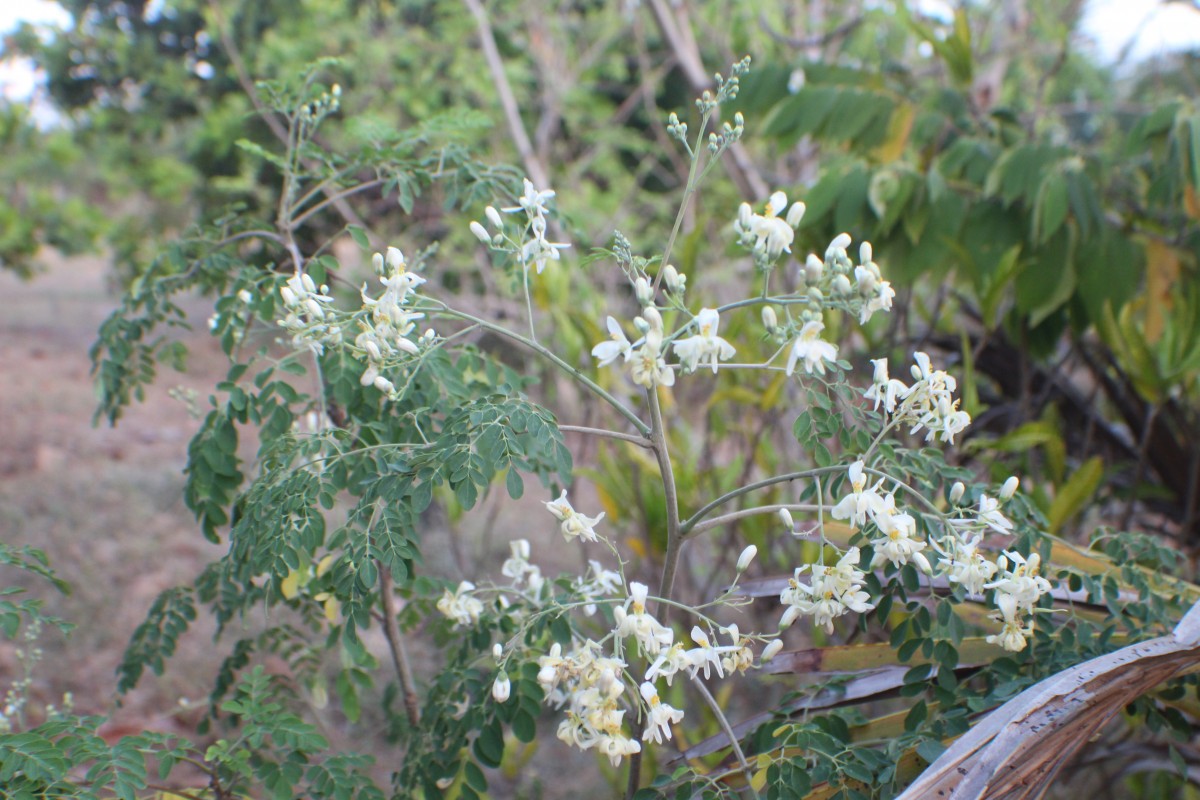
[
  {"xmin": 504, "ymin": 178, "xmax": 557, "ymax": 217},
  {"xmin": 830, "ymin": 461, "xmax": 887, "ymax": 529},
  {"xmin": 938, "ymin": 535, "xmax": 997, "ymax": 595},
  {"xmin": 644, "ymin": 642, "xmax": 690, "ymax": 685},
  {"xmin": 779, "ymin": 548, "xmax": 875, "ymax": 633},
  {"xmin": 672, "ymin": 307, "xmax": 736, "ymax": 374},
  {"xmin": 868, "ymin": 508, "xmax": 931, "ymax": 572},
  {"xmin": 613, "ymin": 582, "xmax": 674, "ymax": 656},
  {"xmin": 986, "ymin": 551, "xmax": 1051, "ymax": 613},
  {"xmin": 986, "ymin": 592, "xmax": 1033, "ymax": 652},
  {"xmin": 501, "ymin": 538, "xmax": 541, "ymax": 589},
  {"xmin": 522, "ymin": 233, "xmax": 571, "ymax": 274},
  {"xmin": 630, "ymin": 330, "xmax": 675, "ymax": 388},
  {"xmin": 436, "ymin": 581, "xmax": 483, "ymax": 628},
  {"xmin": 545, "ymin": 490, "xmax": 606, "ymax": 542},
  {"xmin": 591, "ymin": 316, "xmax": 632, "ymax": 367},
  {"xmin": 786, "ymin": 320, "xmax": 838, "ymax": 376},
  {"xmin": 639, "ymin": 682, "xmax": 684, "ymax": 743},
  {"xmin": 863, "ymin": 358, "xmax": 909, "ymax": 414},
  {"xmin": 682, "ymin": 625, "xmax": 730, "ymax": 681}
]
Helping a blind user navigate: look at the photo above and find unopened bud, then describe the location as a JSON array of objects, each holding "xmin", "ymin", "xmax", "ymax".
[
  {"xmin": 828, "ymin": 233, "xmax": 852, "ymax": 255},
  {"xmin": 778, "ymin": 507, "xmax": 794, "ymax": 531},
  {"xmin": 761, "ymin": 305, "xmax": 778, "ymax": 331},
  {"xmin": 386, "ymin": 246, "xmax": 405, "ymax": 271},
  {"xmin": 761, "ymin": 639, "xmax": 784, "ymax": 662},
  {"xmin": 372, "ymin": 252, "xmax": 385, "ymax": 275},
  {"xmin": 859, "ymin": 241, "xmax": 873, "ymax": 265},
  {"xmin": 642, "ymin": 306, "xmax": 663, "ymax": 331},
  {"xmin": 833, "ymin": 274, "xmax": 852, "ymax": 296},
  {"xmin": 736, "ymin": 545, "xmax": 757, "ymax": 573},
  {"xmin": 1000, "ymin": 476, "xmax": 1019, "ymax": 501},
  {"xmin": 492, "ymin": 643, "xmax": 503, "ymax": 660},
  {"xmin": 804, "ymin": 254, "xmax": 824, "ymax": 283},
  {"xmin": 662, "ymin": 265, "xmax": 683, "ymax": 293},
  {"xmin": 738, "ymin": 202, "xmax": 752, "ymax": 229},
  {"xmin": 786, "ymin": 201, "xmax": 806, "ymax": 228},
  {"xmin": 469, "ymin": 221, "xmax": 490, "ymax": 243},
  {"xmin": 634, "ymin": 276, "xmax": 654, "ymax": 306},
  {"xmin": 485, "ymin": 205, "xmax": 503, "ymax": 228},
  {"xmin": 492, "ymin": 672, "xmax": 511, "ymax": 703},
  {"xmin": 950, "ymin": 481, "xmax": 965, "ymax": 504}
]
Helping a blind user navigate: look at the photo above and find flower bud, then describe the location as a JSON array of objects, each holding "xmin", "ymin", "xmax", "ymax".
[
  {"xmin": 738, "ymin": 202, "xmax": 752, "ymax": 229},
  {"xmin": 786, "ymin": 201, "xmax": 806, "ymax": 228},
  {"xmin": 634, "ymin": 276, "xmax": 654, "ymax": 306},
  {"xmin": 807, "ymin": 286, "xmax": 824, "ymax": 305},
  {"xmin": 761, "ymin": 305, "xmax": 778, "ymax": 331},
  {"xmin": 492, "ymin": 672, "xmax": 511, "ymax": 703},
  {"xmin": 778, "ymin": 507, "xmax": 794, "ymax": 531},
  {"xmin": 485, "ymin": 205, "xmax": 503, "ymax": 228},
  {"xmin": 372, "ymin": 252, "xmax": 385, "ymax": 275},
  {"xmin": 736, "ymin": 545, "xmax": 757, "ymax": 573},
  {"xmin": 859, "ymin": 241, "xmax": 873, "ymax": 265},
  {"xmin": 779, "ymin": 605, "xmax": 801, "ymax": 629},
  {"xmin": 1000, "ymin": 476, "xmax": 1019, "ymax": 501},
  {"xmin": 662, "ymin": 264, "xmax": 683, "ymax": 294},
  {"xmin": 833, "ymin": 274, "xmax": 852, "ymax": 297},
  {"xmin": 828, "ymin": 232, "xmax": 852, "ymax": 255},
  {"xmin": 373, "ymin": 375, "xmax": 395, "ymax": 394},
  {"xmin": 469, "ymin": 221, "xmax": 490, "ymax": 243},
  {"xmin": 950, "ymin": 481, "xmax": 965, "ymax": 504},
  {"xmin": 804, "ymin": 253, "xmax": 824, "ymax": 283},
  {"xmin": 642, "ymin": 306, "xmax": 663, "ymax": 332},
  {"xmin": 492, "ymin": 643, "xmax": 503, "ymax": 660},
  {"xmin": 386, "ymin": 246, "xmax": 405, "ymax": 271},
  {"xmin": 761, "ymin": 639, "xmax": 784, "ymax": 662}
]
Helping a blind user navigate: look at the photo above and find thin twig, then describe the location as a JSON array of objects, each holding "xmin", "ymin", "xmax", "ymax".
[{"xmin": 558, "ymin": 425, "xmax": 652, "ymax": 448}]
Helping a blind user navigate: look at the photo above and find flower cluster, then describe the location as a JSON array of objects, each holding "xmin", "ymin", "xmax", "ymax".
[
  {"xmin": 984, "ymin": 551, "xmax": 1052, "ymax": 652},
  {"xmin": 537, "ymin": 641, "xmax": 642, "ymax": 766},
  {"xmin": 435, "ymin": 580, "xmax": 484, "ymax": 628},
  {"xmin": 356, "ymin": 247, "xmax": 429, "ymax": 396},
  {"xmin": 277, "ymin": 270, "xmax": 340, "ymax": 354},
  {"xmin": 735, "ymin": 191, "xmax": 807, "ymax": 260},
  {"xmin": 473, "ymin": 179, "xmax": 571, "ymax": 274},
  {"xmin": 545, "ymin": 490, "xmax": 606, "ymax": 542},
  {"xmin": 780, "ymin": 547, "xmax": 875, "ymax": 633},
  {"xmin": 865, "ymin": 352, "xmax": 972, "ymax": 444},
  {"xmin": 787, "ymin": 460, "xmax": 1046, "ymax": 651},
  {"xmin": 672, "ymin": 308, "xmax": 736, "ymax": 375}
]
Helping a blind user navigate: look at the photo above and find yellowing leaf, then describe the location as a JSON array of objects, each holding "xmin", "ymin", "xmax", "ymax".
[
  {"xmin": 281, "ymin": 569, "xmax": 302, "ymax": 599},
  {"xmin": 316, "ymin": 554, "xmax": 335, "ymax": 577},
  {"xmin": 1144, "ymin": 239, "xmax": 1181, "ymax": 344},
  {"xmin": 1047, "ymin": 456, "xmax": 1104, "ymax": 533},
  {"xmin": 873, "ymin": 102, "xmax": 915, "ymax": 163}
]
